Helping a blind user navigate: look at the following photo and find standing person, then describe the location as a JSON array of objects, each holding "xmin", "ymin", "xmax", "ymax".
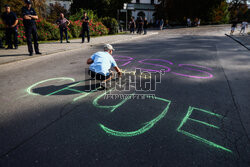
[
  {"xmin": 165, "ymin": 19, "xmax": 169, "ymax": 28},
  {"xmin": 87, "ymin": 44, "xmax": 122, "ymax": 86},
  {"xmin": 0, "ymin": 38, "xmax": 4, "ymax": 49},
  {"xmin": 1, "ymin": 4, "xmax": 18, "ymax": 49},
  {"xmin": 22, "ymin": 0, "xmax": 41, "ymax": 56},
  {"xmin": 56, "ymin": 13, "xmax": 70, "ymax": 43},
  {"xmin": 230, "ymin": 20, "xmax": 238, "ymax": 35},
  {"xmin": 240, "ymin": 21, "xmax": 248, "ymax": 35},
  {"xmin": 187, "ymin": 18, "xmax": 191, "ymax": 27},
  {"xmin": 137, "ymin": 17, "xmax": 144, "ymax": 34},
  {"xmin": 129, "ymin": 17, "xmax": 136, "ymax": 34},
  {"xmin": 160, "ymin": 19, "xmax": 164, "ymax": 30},
  {"xmin": 194, "ymin": 18, "xmax": 198, "ymax": 26},
  {"xmin": 155, "ymin": 19, "xmax": 159, "ymax": 28},
  {"xmin": 143, "ymin": 17, "xmax": 148, "ymax": 35},
  {"xmin": 81, "ymin": 12, "xmax": 90, "ymax": 43},
  {"xmin": 197, "ymin": 19, "xmax": 201, "ymax": 27}
]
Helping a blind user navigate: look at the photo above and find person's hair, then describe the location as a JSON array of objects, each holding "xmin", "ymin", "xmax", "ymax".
[
  {"xmin": 83, "ymin": 12, "xmax": 86, "ymax": 14},
  {"xmin": 4, "ymin": 4, "xmax": 10, "ymax": 8}
]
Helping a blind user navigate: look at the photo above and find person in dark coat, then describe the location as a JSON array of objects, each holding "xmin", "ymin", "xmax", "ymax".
[
  {"xmin": 81, "ymin": 12, "xmax": 90, "ymax": 43},
  {"xmin": 1, "ymin": 4, "xmax": 18, "ymax": 49},
  {"xmin": 137, "ymin": 17, "xmax": 144, "ymax": 35},
  {"xmin": 129, "ymin": 17, "xmax": 136, "ymax": 34},
  {"xmin": 143, "ymin": 17, "xmax": 148, "ymax": 35},
  {"xmin": 0, "ymin": 38, "xmax": 4, "ymax": 49},
  {"xmin": 22, "ymin": 0, "xmax": 41, "ymax": 56},
  {"xmin": 230, "ymin": 20, "xmax": 238, "ymax": 35}
]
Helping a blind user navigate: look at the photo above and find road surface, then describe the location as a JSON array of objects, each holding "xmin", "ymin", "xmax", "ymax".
[{"xmin": 0, "ymin": 26, "xmax": 249, "ymax": 167}]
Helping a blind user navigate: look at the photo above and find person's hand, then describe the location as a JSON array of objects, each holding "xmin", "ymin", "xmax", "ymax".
[
  {"xmin": 118, "ymin": 71, "xmax": 122, "ymax": 77},
  {"xmin": 24, "ymin": 15, "xmax": 31, "ymax": 20},
  {"xmin": 11, "ymin": 25, "xmax": 15, "ymax": 28}
]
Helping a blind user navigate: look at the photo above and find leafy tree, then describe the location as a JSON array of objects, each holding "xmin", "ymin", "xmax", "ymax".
[
  {"xmin": 0, "ymin": 0, "xmax": 24, "ymax": 17},
  {"xmin": 101, "ymin": 17, "xmax": 119, "ymax": 34},
  {"xmin": 46, "ymin": 2, "xmax": 68, "ymax": 23},
  {"xmin": 212, "ymin": 1, "xmax": 230, "ymax": 23},
  {"xmin": 0, "ymin": 0, "xmax": 46, "ymax": 18},
  {"xmin": 228, "ymin": 0, "xmax": 248, "ymax": 21},
  {"xmin": 155, "ymin": 0, "xmax": 229, "ymax": 24},
  {"xmin": 31, "ymin": 0, "xmax": 46, "ymax": 18},
  {"xmin": 70, "ymin": 0, "xmax": 131, "ymax": 18},
  {"xmin": 69, "ymin": 9, "xmax": 98, "ymax": 22}
]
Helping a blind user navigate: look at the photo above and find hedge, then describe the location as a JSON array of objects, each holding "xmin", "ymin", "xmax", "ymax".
[{"xmin": 0, "ymin": 17, "xmax": 109, "ymax": 45}]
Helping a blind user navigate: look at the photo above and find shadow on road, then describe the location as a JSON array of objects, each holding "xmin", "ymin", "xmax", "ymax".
[{"xmin": 0, "ymin": 35, "xmax": 250, "ymax": 166}]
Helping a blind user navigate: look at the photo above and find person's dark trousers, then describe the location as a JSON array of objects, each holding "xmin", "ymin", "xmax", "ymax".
[
  {"xmin": 144, "ymin": 28, "xmax": 147, "ymax": 35},
  {"xmin": 25, "ymin": 24, "xmax": 39, "ymax": 54},
  {"xmin": 82, "ymin": 28, "xmax": 90, "ymax": 43},
  {"xmin": 130, "ymin": 28, "xmax": 135, "ymax": 34},
  {"xmin": 6, "ymin": 27, "xmax": 18, "ymax": 48},
  {"xmin": 0, "ymin": 38, "xmax": 4, "ymax": 48},
  {"xmin": 60, "ymin": 28, "xmax": 68, "ymax": 42}
]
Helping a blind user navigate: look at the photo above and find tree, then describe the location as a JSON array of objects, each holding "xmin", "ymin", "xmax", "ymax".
[
  {"xmin": 155, "ymin": 0, "xmax": 228, "ymax": 24},
  {"xmin": 70, "ymin": 0, "xmax": 132, "ymax": 18},
  {"xmin": 212, "ymin": 1, "xmax": 230, "ymax": 24},
  {"xmin": 46, "ymin": 2, "xmax": 68, "ymax": 23},
  {"xmin": 0, "ymin": 0, "xmax": 46, "ymax": 18},
  {"xmin": 0, "ymin": 0, "xmax": 24, "ymax": 17},
  {"xmin": 228, "ymin": 0, "xmax": 248, "ymax": 21},
  {"xmin": 31, "ymin": 0, "xmax": 46, "ymax": 18}
]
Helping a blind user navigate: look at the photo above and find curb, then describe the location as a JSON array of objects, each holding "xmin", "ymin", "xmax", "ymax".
[
  {"xmin": 225, "ymin": 34, "xmax": 250, "ymax": 51},
  {"xmin": 0, "ymin": 32, "xmax": 159, "ymax": 66}
]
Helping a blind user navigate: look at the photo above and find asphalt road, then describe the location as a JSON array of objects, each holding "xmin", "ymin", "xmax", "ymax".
[{"xmin": 0, "ymin": 27, "xmax": 250, "ymax": 167}]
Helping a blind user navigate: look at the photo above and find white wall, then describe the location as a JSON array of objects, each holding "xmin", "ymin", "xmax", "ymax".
[{"xmin": 131, "ymin": 0, "xmax": 159, "ymax": 4}]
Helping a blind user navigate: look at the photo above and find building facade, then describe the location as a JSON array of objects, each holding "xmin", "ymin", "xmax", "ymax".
[
  {"xmin": 46, "ymin": 0, "xmax": 72, "ymax": 11},
  {"xmin": 130, "ymin": 0, "xmax": 160, "ymax": 23}
]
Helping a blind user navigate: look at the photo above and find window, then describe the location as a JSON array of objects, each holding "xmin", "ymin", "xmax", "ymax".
[
  {"xmin": 136, "ymin": 0, "xmax": 140, "ymax": 3},
  {"xmin": 151, "ymin": 0, "xmax": 154, "ymax": 4}
]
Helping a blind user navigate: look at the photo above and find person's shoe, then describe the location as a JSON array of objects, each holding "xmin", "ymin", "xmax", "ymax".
[
  {"xmin": 15, "ymin": 46, "xmax": 18, "ymax": 49},
  {"xmin": 0, "ymin": 46, "xmax": 4, "ymax": 49},
  {"xmin": 29, "ymin": 52, "xmax": 33, "ymax": 56},
  {"xmin": 67, "ymin": 41, "xmax": 70, "ymax": 43},
  {"xmin": 6, "ymin": 47, "xmax": 13, "ymax": 49},
  {"xmin": 82, "ymin": 41, "xmax": 84, "ymax": 43},
  {"xmin": 36, "ymin": 52, "xmax": 42, "ymax": 55},
  {"xmin": 60, "ymin": 41, "xmax": 62, "ymax": 43}
]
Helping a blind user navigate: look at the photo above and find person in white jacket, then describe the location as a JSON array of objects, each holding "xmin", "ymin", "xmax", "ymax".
[{"xmin": 240, "ymin": 21, "xmax": 248, "ymax": 35}]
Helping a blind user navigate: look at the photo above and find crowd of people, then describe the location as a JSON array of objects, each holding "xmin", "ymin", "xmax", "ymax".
[
  {"xmin": 128, "ymin": 16, "xmax": 148, "ymax": 35},
  {"xmin": 230, "ymin": 20, "xmax": 248, "ymax": 35},
  {"xmin": 0, "ymin": 0, "xmax": 91, "ymax": 55},
  {"xmin": 0, "ymin": 1, "xmax": 249, "ymax": 55},
  {"xmin": 128, "ymin": 17, "xmax": 166, "ymax": 34},
  {"xmin": 186, "ymin": 18, "xmax": 201, "ymax": 27}
]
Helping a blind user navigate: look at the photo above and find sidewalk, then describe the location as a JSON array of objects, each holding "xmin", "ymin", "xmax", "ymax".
[{"xmin": 0, "ymin": 31, "xmax": 158, "ymax": 65}]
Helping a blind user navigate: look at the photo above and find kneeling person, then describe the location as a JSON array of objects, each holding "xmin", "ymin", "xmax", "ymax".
[{"xmin": 87, "ymin": 44, "xmax": 122, "ymax": 85}]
